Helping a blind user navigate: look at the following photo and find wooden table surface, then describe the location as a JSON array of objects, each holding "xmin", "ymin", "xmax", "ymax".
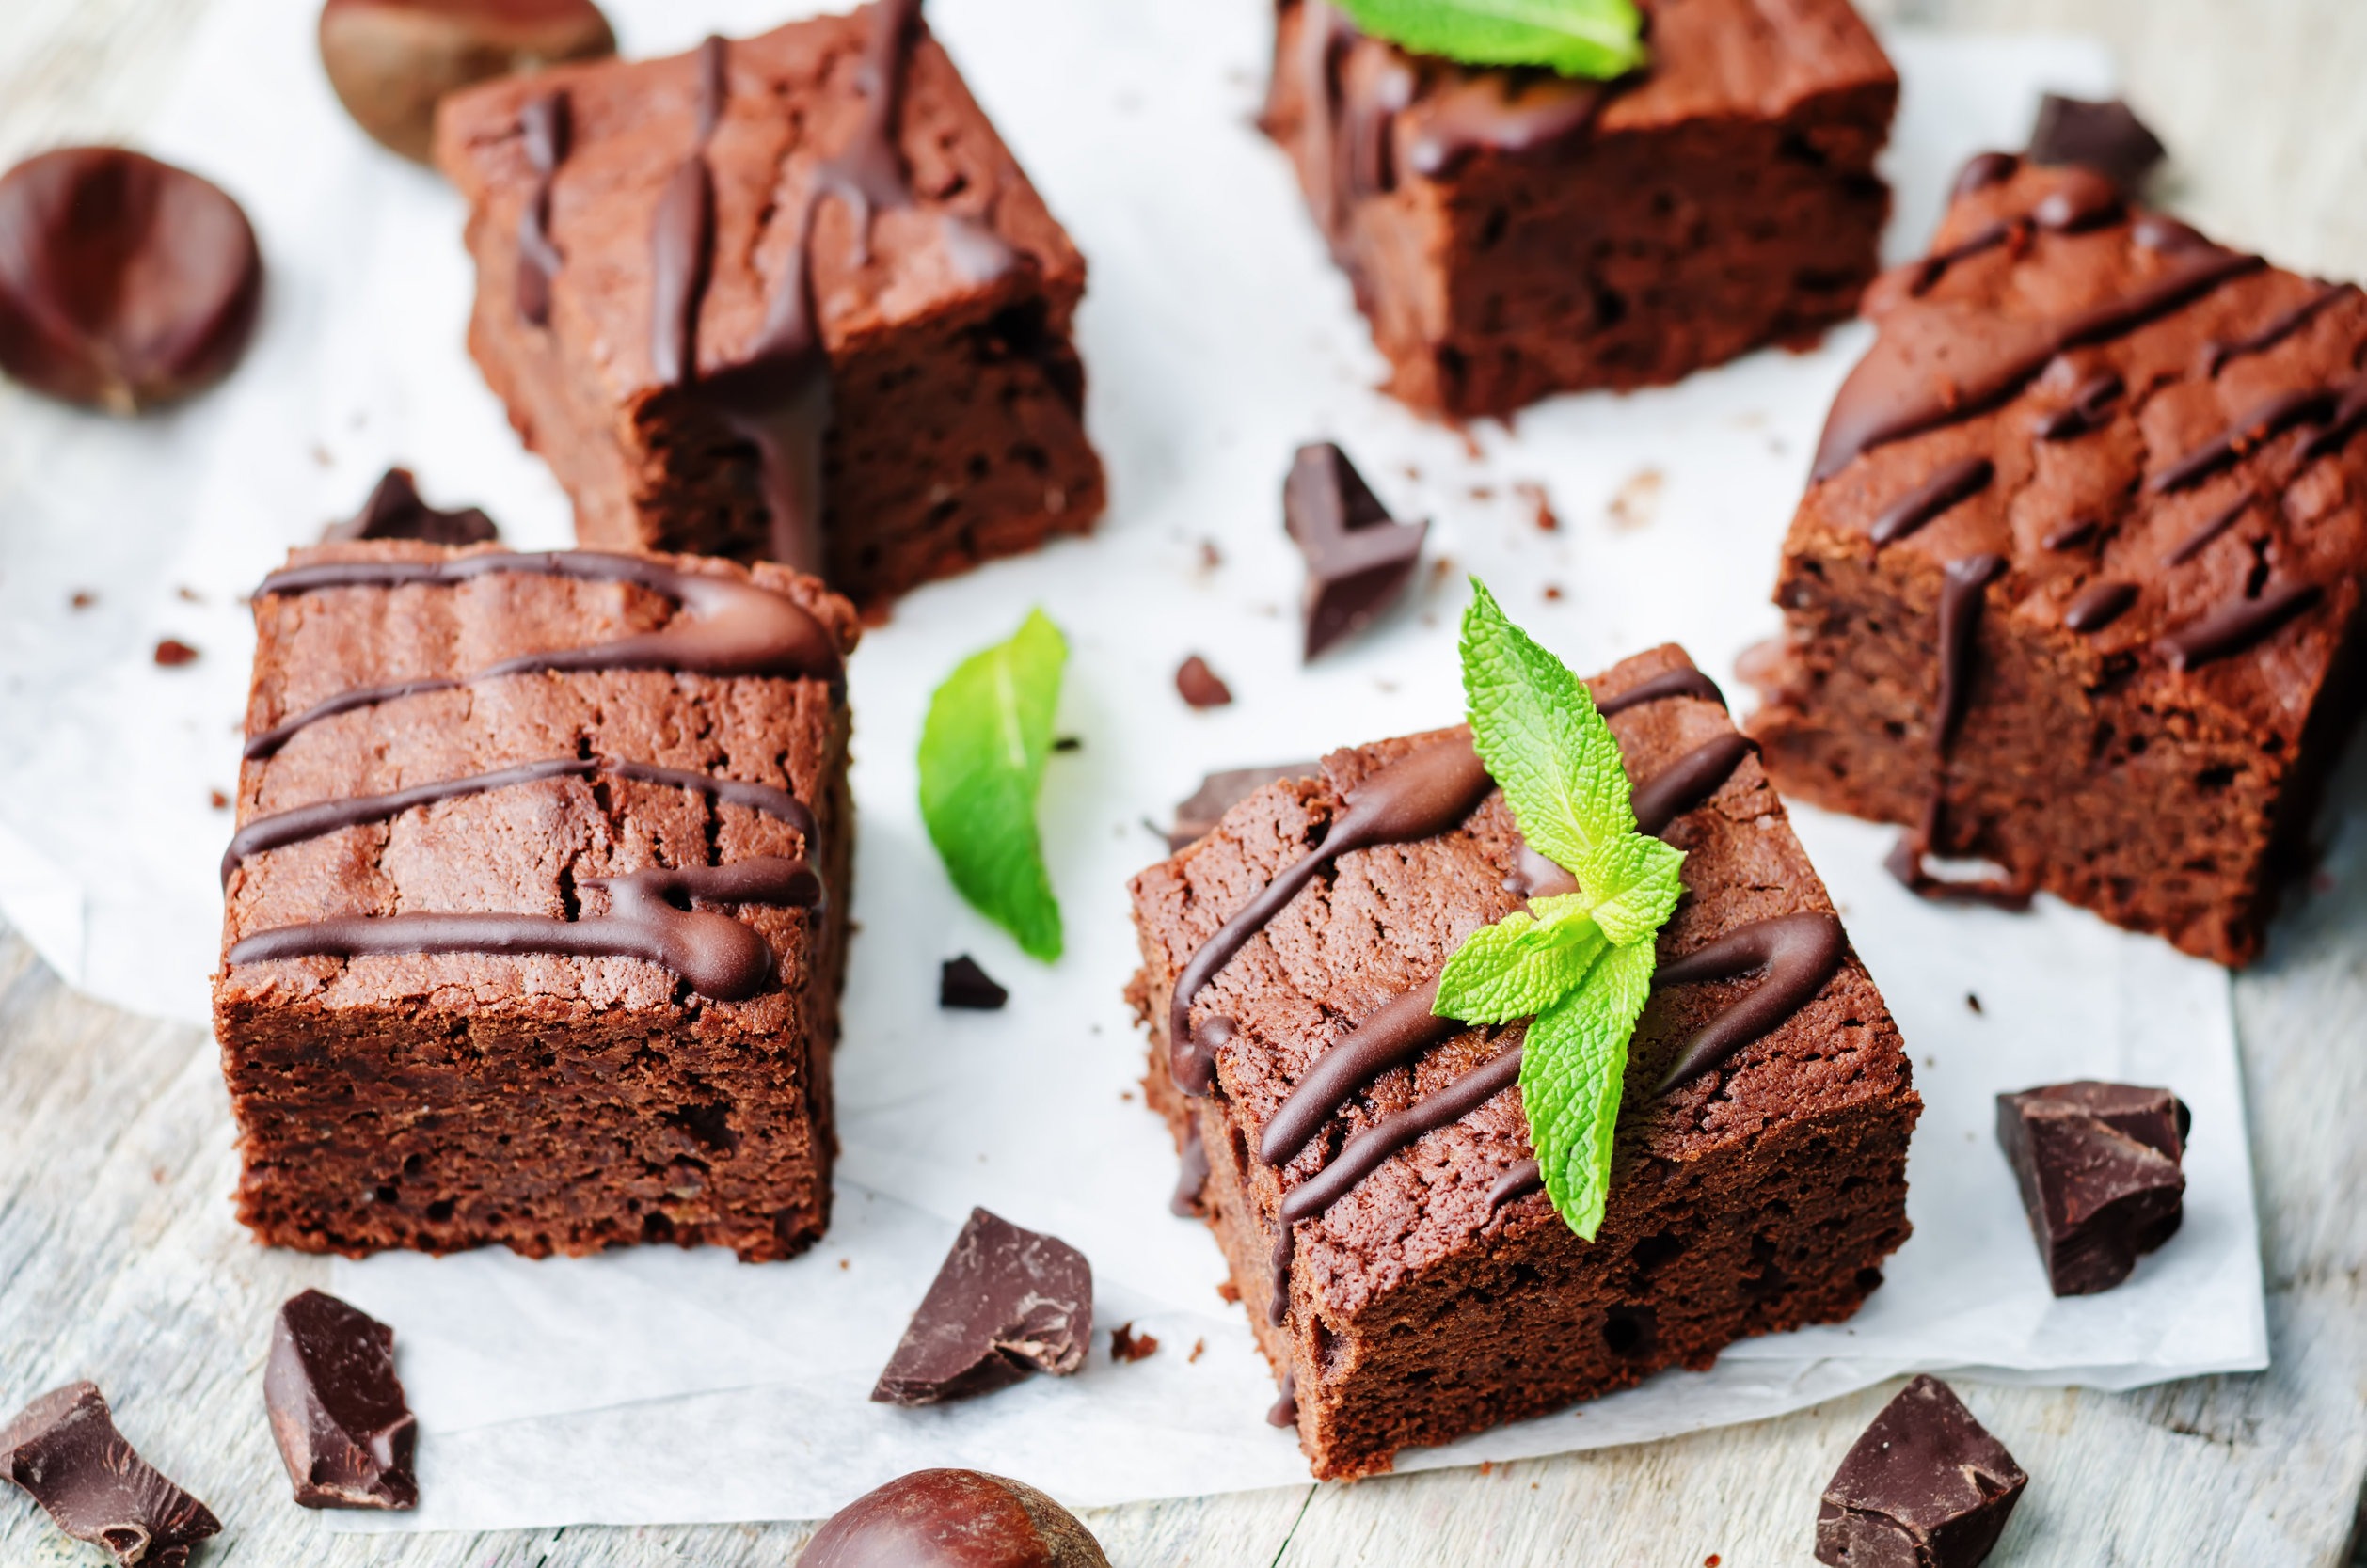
[{"xmin": 5, "ymin": 1, "xmax": 2365, "ymax": 1563}]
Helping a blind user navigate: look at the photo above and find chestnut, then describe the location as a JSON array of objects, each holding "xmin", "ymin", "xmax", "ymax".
[
  {"xmin": 800, "ymin": 1470, "xmax": 1110, "ymax": 1568},
  {"xmin": 318, "ymin": 0, "xmax": 616, "ymax": 165},
  {"xmin": 0, "ymin": 147, "xmax": 262, "ymax": 414}
]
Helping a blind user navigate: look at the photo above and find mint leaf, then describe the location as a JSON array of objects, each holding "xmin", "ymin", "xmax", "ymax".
[
  {"xmin": 917, "ymin": 608, "xmax": 1067, "ymax": 960},
  {"xmin": 1572, "ymin": 833, "xmax": 1686, "ymax": 947},
  {"xmin": 1519, "ymin": 939, "xmax": 1655, "ymax": 1240},
  {"xmin": 1434, "ymin": 895, "xmax": 1605, "ymax": 1023},
  {"xmin": 1461, "ymin": 578, "xmax": 1632, "ymax": 873},
  {"xmin": 1333, "ymin": 0, "xmax": 1646, "ymax": 81}
]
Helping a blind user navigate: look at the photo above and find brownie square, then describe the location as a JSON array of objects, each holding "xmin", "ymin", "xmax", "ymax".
[
  {"xmin": 213, "ymin": 542, "xmax": 859, "ymax": 1262},
  {"xmin": 1128, "ymin": 646, "xmax": 1919, "ymax": 1480},
  {"xmin": 435, "ymin": 6, "xmax": 1105, "ymax": 613},
  {"xmin": 1261, "ymin": 0, "xmax": 1896, "ymax": 418},
  {"xmin": 1745, "ymin": 158, "xmax": 2367, "ymax": 965}
]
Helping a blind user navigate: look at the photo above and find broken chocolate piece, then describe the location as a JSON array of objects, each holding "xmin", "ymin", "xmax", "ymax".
[
  {"xmin": 1284, "ymin": 442, "xmax": 1428, "ymax": 659},
  {"xmin": 264, "ymin": 1289, "xmax": 419, "ymax": 1511},
  {"xmin": 801, "ymin": 1468, "xmax": 1111, "ymax": 1567},
  {"xmin": 1174, "ymin": 656, "xmax": 1232, "ymax": 709},
  {"xmin": 1996, "ymin": 1080, "xmax": 2189, "ymax": 1296},
  {"xmin": 1816, "ymin": 1375, "xmax": 2027, "ymax": 1568},
  {"xmin": 940, "ymin": 955, "xmax": 1009, "ymax": 1011},
  {"xmin": 1168, "ymin": 762, "xmax": 1323, "ymax": 850},
  {"xmin": 2027, "ymin": 95, "xmax": 2166, "ymax": 195},
  {"xmin": 0, "ymin": 1382, "xmax": 222, "ymax": 1568},
  {"xmin": 326, "ymin": 467, "xmax": 498, "ymax": 546},
  {"xmin": 870, "ymin": 1208, "xmax": 1093, "ymax": 1406}
]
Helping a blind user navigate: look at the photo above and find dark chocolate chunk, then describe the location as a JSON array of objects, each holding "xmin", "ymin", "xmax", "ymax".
[
  {"xmin": 153, "ymin": 639, "xmax": 199, "ymax": 667},
  {"xmin": 1816, "ymin": 1375, "xmax": 2027, "ymax": 1568},
  {"xmin": 871, "ymin": 1209, "xmax": 1093, "ymax": 1406},
  {"xmin": 1174, "ymin": 656, "xmax": 1232, "ymax": 708},
  {"xmin": 1168, "ymin": 762, "xmax": 1323, "ymax": 850},
  {"xmin": 0, "ymin": 1382, "xmax": 222, "ymax": 1568},
  {"xmin": 2027, "ymin": 94, "xmax": 2167, "ymax": 194},
  {"xmin": 940, "ymin": 955, "xmax": 1009, "ymax": 1010},
  {"xmin": 1996, "ymin": 1080, "xmax": 2188, "ymax": 1296},
  {"xmin": 800, "ymin": 1468, "xmax": 1110, "ymax": 1567},
  {"xmin": 264, "ymin": 1289, "xmax": 419, "ymax": 1511},
  {"xmin": 0, "ymin": 148, "xmax": 262, "ymax": 414},
  {"xmin": 318, "ymin": 0, "xmax": 616, "ymax": 165},
  {"xmin": 326, "ymin": 467, "xmax": 499, "ymax": 546},
  {"xmin": 1284, "ymin": 441, "xmax": 1428, "ymax": 659}
]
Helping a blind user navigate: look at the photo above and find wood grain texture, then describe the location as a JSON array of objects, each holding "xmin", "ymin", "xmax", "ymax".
[{"xmin": 4, "ymin": 0, "xmax": 2366, "ymax": 1563}]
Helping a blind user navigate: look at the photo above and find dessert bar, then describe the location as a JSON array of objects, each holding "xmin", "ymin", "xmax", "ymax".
[
  {"xmin": 214, "ymin": 542, "xmax": 857, "ymax": 1261},
  {"xmin": 1129, "ymin": 645, "xmax": 1918, "ymax": 1478},
  {"xmin": 436, "ymin": 1, "xmax": 1104, "ymax": 610}
]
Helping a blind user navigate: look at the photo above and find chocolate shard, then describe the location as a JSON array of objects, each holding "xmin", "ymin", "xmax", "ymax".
[
  {"xmin": 1816, "ymin": 1375, "xmax": 2027, "ymax": 1568},
  {"xmin": 325, "ymin": 467, "xmax": 499, "ymax": 546},
  {"xmin": 871, "ymin": 1209, "xmax": 1093, "ymax": 1407},
  {"xmin": 940, "ymin": 955, "xmax": 1009, "ymax": 1010},
  {"xmin": 1168, "ymin": 762, "xmax": 1323, "ymax": 850},
  {"xmin": 263, "ymin": 1289, "xmax": 419, "ymax": 1511},
  {"xmin": 1285, "ymin": 441, "xmax": 1428, "ymax": 659},
  {"xmin": 2027, "ymin": 95, "xmax": 2166, "ymax": 195},
  {"xmin": 1996, "ymin": 1080, "xmax": 2188, "ymax": 1296},
  {"xmin": 0, "ymin": 1382, "xmax": 222, "ymax": 1568},
  {"xmin": 801, "ymin": 1468, "xmax": 1111, "ymax": 1567}
]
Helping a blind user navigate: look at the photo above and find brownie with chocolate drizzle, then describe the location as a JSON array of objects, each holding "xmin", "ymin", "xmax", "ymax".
[
  {"xmin": 1259, "ymin": 0, "xmax": 1897, "ymax": 418},
  {"xmin": 214, "ymin": 541, "xmax": 859, "ymax": 1262},
  {"xmin": 1126, "ymin": 645, "xmax": 1918, "ymax": 1481},
  {"xmin": 1746, "ymin": 156, "xmax": 2367, "ymax": 965},
  {"xmin": 433, "ymin": 1, "xmax": 1104, "ymax": 613}
]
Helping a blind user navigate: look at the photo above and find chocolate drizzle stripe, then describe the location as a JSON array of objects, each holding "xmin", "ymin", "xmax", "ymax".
[
  {"xmin": 2036, "ymin": 371, "xmax": 2123, "ymax": 441},
  {"xmin": 227, "ymin": 856, "xmax": 819, "ymax": 1001},
  {"xmin": 1170, "ymin": 1120, "xmax": 1210, "ymax": 1217},
  {"xmin": 2147, "ymin": 387, "xmax": 2335, "ymax": 493},
  {"xmin": 2159, "ymin": 578, "xmax": 2324, "ymax": 670},
  {"xmin": 2168, "ymin": 492, "xmax": 2255, "ymax": 565},
  {"xmin": 1265, "ymin": 1370, "xmax": 1298, "ymax": 1428},
  {"xmin": 1166, "ymin": 736, "xmax": 1491, "ymax": 1096},
  {"xmin": 221, "ymin": 757, "xmax": 817, "ymax": 885},
  {"xmin": 2064, "ymin": 579, "xmax": 2136, "ymax": 634},
  {"xmin": 1632, "ymin": 733, "xmax": 1755, "ymax": 836},
  {"xmin": 1280, "ymin": 1046, "xmax": 1523, "ymax": 1223},
  {"xmin": 1933, "ymin": 554, "xmax": 2005, "ymax": 755},
  {"xmin": 649, "ymin": 36, "xmax": 726, "ymax": 388},
  {"xmin": 1870, "ymin": 457, "xmax": 1993, "ymax": 546},
  {"xmin": 243, "ymin": 552, "xmax": 841, "ymax": 758},
  {"xmin": 1403, "ymin": 73, "xmax": 1605, "ymax": 181},
  {"xmin": 1267, "ymin": 1224, "xmax": 1294, "ymax": 1325},
  {"xmin": 1650, "ymin": 913, "xmax": 1847, "ymax": 1093},
  {"xmin": 1485, "ymin": 1158, "xmax": 1542, "ymax": 1212},
  {"xmin": 1595, "ymin": 666, "xmax": 1725, "ymax": 717},
  {"xmin": 516, "ymin": 90, "xmax": 571, "ymax": 326},
  {"xmin": 2301, "ymin": 372, "xmax": 2367, "ymax": 460},
  {"xmin": 2204, "ymin": 281, "xmax": 2356, "ymax": 375},
  {"xmin": 1259, "ymin": 977, "xmax": 1455, "ymax": 1165},
  {"xmin": 1908, "ymin": 169, "xmax": 2121, "ymax": 297}
]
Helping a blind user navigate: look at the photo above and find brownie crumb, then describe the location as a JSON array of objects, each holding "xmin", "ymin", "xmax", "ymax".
[
  {"xmin": 1609, "ymin": 468, "xmax": 1665, "ymax": 531},
  {"xmin": 1109, "ymin": 1322, "xmax": 1159, "ymax": 1363},
  {"xmin": 1514, "ymin": 480, "xmax": 1560, "ymax": 531},
  {"xmin": 1187, "ymin": 1338, "xmax": 1205, "ymax": 1364},
  {"xmin": 209, "ymin": 789, "xmax": 230, "ymax": 811},
  {"xmin": 153, "ymin": 638, "xmax": 199, "ymax": 666},
  {"xmin": 1215, "ymin": 1281, "xmax": 1240, "ymax": 1305},
  {"xmin": 1966, "ymin": 992, "xmax": 1983, "ymax": 1014},
  {"xmin": 1175, "ymin": 656, "xmax": 1232, "ymax": 708},
  {"xmin": 68, "ymin": 590, "xmax": 95, "ymax": 610}
]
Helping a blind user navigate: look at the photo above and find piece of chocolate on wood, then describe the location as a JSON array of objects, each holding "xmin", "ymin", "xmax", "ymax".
[
  {"xmin": 2026, "ymin": 94, "xmax": 2166, "ymax": 194},
  {"xmin": 870, "ymin": 1208, "xmax": 1093, "ymax": 1406},
  {"xmin": 0, "ymin": 1382, "xmax": 222, "ymax": 1568},
  {"xmin": 1816, "ymin": 1375, "xmax": 2027, "ymax": 1568},
  {"xmin": 1996, "ymin": 1080, "xmax": 2189, "ymax": 1296},
  {"xmin": 325, "ymin": 467, "xmax": 499, "ymax": 546},
  {"xmin": 1167, "ymin": 762, "xmax": 1323, "ymax": 851},
  {"xmin": 799, "ymin": 1468, "xmax": 1110, "ymax": 1567},
  {"xmin": 264, "ymin": 1289, "xmax": 419, "ymax": 1510},
  {"xmin": 1284, "ymin": 442, "xmax": 1427, "ymax": 660}
]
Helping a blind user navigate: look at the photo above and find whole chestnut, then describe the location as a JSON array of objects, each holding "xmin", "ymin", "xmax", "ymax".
[
  {"xmin": 800, "ymin": 1470, "xmax": 1110, "ymax": 1568},
  {"xmin": 0, "ymin": 147, "xmax": 262, "ymax": 414},
  {"xmin": 318, "ymin": 0, "xmax": 616, "ymax": 165}
]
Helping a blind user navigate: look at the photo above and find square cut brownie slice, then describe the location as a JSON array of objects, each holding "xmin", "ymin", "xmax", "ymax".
[
  {"xmin": 214, "ymin": 542, "xmax": 858, "ymax": 1261},
  {"xmin": 1744, "ymin": 157, "xmax": 2367, "ymax": 965},
  {"xmin": 1128, "ymin": 645, "xmax": 1918, "ymax": 1480},
  {"xmin": 434, "ymin": 0, "xmax": 1105, "ymax": 613},
  {"xmin": 1261, "ymin": 0, "xmax": 1896, "ymax": 418}
]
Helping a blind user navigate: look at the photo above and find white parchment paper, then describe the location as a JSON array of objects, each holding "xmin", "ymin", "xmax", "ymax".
[{"xmin": 0, "ymin": 0, "xmax": 2264, "ymax": 1530}]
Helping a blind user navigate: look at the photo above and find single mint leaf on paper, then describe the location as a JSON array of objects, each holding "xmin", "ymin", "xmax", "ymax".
[
  {"xmin": 1332, "ymin": 0, "xmax": 1646, "ymax": 81},
  {"xmin": 917, "ymin": 608, "xmax": 1068, "ymax": 961},
  {"xmin": 1434, "ymin": 895, "xmax": 1605, "ymax": 1024},
  {"xmin": 1460, "ymin": 578, "xmax": 1631, "ymax": 873},
  {"xmin": 1520, "ymin": 939, "xmax": 1656, "ymax": 1241}
]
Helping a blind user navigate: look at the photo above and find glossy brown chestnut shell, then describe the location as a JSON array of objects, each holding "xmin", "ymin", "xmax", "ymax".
[{"xmin": 318, "ymin": 0, "xmax": 616, "ymax": 165}]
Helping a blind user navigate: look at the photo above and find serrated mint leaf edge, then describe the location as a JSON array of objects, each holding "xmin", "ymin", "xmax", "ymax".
[
  {"xmin": 1461, "ymin": 578, "xmax": 1634, "ymax": 875},
  {"xmin": 916, "ymin": 608, "xmax": 1068, "ymax": 960},
  {"xmin": 1520, "ymin": 938, "xmax": 1656, "ymax": 1241},
  {"xmin": 1331, "ymin": 0, "xmax": 1646, "ymax": 79},
  {"xmin": 1434, "ymin": 896, "xmax": 1604, "ymax": 1024}
]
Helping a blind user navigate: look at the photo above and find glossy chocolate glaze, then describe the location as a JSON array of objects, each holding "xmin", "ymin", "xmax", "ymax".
[
  {"xmin": 1650, "ymin": 913, "xmax": 1847, "ymax": 1093},
  {"xmin": 515, "ymin": 89, "xmax": 570, "ymax": 327}
]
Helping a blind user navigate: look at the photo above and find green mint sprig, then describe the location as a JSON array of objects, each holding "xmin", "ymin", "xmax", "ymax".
[
  {"xmin": 1333, "ymin": 0, "xmax": 1647, "ymax": 81},
  {"xmin": 917, "ymin": 608, "xmax": 1068, "ymax": 960},
  {"xmin": 1434, "ymin": 581, "xmax": 1684, "ymax": 1240}
]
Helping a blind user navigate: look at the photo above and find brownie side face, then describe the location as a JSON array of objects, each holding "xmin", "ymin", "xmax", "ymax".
[
  {"xmin": 1263, "ymin": 0, "xmax": 1896, "ymax": 418},
  {"xmin": 435, "ymin": 9, "xmax": 1105, "ymax": 612},
  {"xmin": 1745, "ymin": 161, "xmax": 2367, "ymax": 965},
  {"xmin": 214, "ymin": 542, "xmax": 860, "ymax": 1262},
  {"xmin": 1128, "ymin": 645, "xmax": 1919, "ymax": 1480}
]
